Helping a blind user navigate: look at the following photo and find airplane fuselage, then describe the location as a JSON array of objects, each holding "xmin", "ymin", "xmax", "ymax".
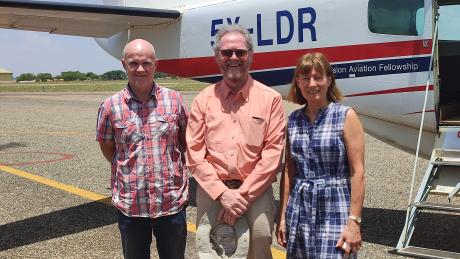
[{"xmin": 96, "ymin": 0, "xmax": 439, "ymax": 156}]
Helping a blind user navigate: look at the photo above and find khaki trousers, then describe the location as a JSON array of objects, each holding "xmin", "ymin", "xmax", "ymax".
[{"xmin": 196, "ymin": 185, "xmax": 276, "ymax": 259}]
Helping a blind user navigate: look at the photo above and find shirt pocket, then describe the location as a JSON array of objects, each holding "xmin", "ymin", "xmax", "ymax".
[
  {"xmin": 147, "ymin": 113, "xmax": 178, "ymax": 138},
  {"xmin": 245, "ymin": 116, "xmax": 266, "ymax": 150},
  {"xmin": 113, "ymin": 118, "xmax": 144, "ymax": 145}
]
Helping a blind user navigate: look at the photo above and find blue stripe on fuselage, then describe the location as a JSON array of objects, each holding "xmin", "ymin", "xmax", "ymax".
[{"xmin": 192, "ymin": 56, "xmax": 431, "ymax": 87}]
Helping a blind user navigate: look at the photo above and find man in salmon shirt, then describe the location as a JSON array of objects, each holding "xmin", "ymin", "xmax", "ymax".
[{"xmin": 186, "ymin": 24, "xmax": 286, "ymax": 258}]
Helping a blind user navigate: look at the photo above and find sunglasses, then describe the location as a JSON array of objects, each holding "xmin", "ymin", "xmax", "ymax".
[{"xmin": 219, "ymin": 49, "xmax": 249, "ymax": 58}]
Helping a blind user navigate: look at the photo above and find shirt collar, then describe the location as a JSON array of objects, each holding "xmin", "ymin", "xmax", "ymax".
[
  {"xmin": 219, "ymin": 75, "xmax": 253, "ymax": 102},
  {"xmin": 123, "ymin": 82, "xmax": 158, "ymax": 103}
]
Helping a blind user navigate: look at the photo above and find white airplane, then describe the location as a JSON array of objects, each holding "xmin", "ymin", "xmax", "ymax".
[{"xmin": 1, "ymin": 0, "xmax": 459, "ymax": 258}]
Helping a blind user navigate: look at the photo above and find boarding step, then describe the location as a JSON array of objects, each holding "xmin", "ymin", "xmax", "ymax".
[
  {"xmin": 397, "ymin": 246, "xmax": 460, "ymax": 259},
  {"xmin": 439, "ymin": 102, "xmax": 460, "ymax": 127},
  {"xmin": 433, "ymin": 127, "xmax": 460, "ymax": 161},
  {"xmin": 429, "ymin": 164, "xmax": 460, "ymax": 196},
  {"xmin": 415, "ymin": 202, "xmax": 460, "ymax": 212},
  {"xmin": 433, "ymin": 149, "xmax": 460, "ymax": 164},
  {"xmin": 440, "ymin": 120, "xmax": 460, "ymax": 127},
  {"xmin": 432, "ymin": 160, "xmax": 460, "ymax": 166}
]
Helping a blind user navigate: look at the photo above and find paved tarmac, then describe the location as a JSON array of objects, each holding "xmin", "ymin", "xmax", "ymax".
[{"xmin": 0, "ymin": 91, "xmax": 458, "ymax": 258}]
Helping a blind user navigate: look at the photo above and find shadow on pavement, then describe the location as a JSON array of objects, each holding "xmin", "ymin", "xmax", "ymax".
[
  {"xmin": 0, "ymin": 197, "xmax": 116, "ymax": 251},
  {"xmin": 0, "ymin": 142, "xmax": 28, "ymax": 151},
  {"xmin": 1, "ymin": 189, "xmax": 458, "ymax": 254},
  {"xmin": 362, "ymin": 207, "xmax": 460, "ymax": 252},
  {"xmin": 188, "ymin": 177, "xmax": 197, "ymax": 207}
]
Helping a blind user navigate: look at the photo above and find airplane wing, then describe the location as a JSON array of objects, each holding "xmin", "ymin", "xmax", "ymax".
[{"xmin": 0, "ymin": 0, "xmax": 181, "ymax": 37}]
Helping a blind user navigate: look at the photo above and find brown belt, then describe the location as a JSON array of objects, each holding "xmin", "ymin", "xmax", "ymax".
[{"xmin": 222, "ymin": 179, "xmax": 243, "ymax": 189}]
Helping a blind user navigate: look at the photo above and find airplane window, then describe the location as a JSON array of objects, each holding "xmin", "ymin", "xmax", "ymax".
[
  {"xmin": 439, "ymin": 5, "xmax": 460, "ymax": 41},
  {"xmin": 415, "ymin": 8, "xmax": 425, "ymax": 35},
  {"xmin": 368, "ymin": 0, "xmax": 424, "ymax": 36}
]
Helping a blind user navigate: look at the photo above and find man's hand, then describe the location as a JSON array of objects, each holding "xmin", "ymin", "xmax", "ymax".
[
  {"xmin": 218, "ymin": 209, "xmax": 238, "ymax": 225},
  {"xmin": 276, "ymin": 218, "xmax": 287, "ymax": 248},
  {"xmin": 218, "ymin": 189, "xmax": 249, "ymax": 217}
]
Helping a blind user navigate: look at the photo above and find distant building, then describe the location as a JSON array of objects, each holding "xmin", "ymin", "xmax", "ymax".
[{"xmin": 0, "ymin": 68, "xmax": 13, "ymax": 83}]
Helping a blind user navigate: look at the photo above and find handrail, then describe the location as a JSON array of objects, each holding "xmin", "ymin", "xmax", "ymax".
[{"xmin": 401, "ymin": 12, "xmax": 439, "ymax": 245}]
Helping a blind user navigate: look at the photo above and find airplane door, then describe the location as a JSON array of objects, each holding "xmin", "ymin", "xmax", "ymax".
[{"xmin": 437, "ymin": 1, "xmax": 460, "ymax": 126}]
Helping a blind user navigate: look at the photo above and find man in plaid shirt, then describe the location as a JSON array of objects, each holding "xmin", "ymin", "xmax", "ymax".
[{"xmin": 96, "ymin": 39, "xmax": 188, "ymax": 259}]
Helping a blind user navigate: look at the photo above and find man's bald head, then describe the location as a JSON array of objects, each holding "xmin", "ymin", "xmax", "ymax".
[
  {"xmin": 121, "ymin": 39, "xmax": 158, "ymax": 95},
  {"xmin": 122, "ymin": 39, "xmax": 156, "ymax": 60}
]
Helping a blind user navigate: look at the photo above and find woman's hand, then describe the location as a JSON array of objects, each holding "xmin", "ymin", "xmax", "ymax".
[
  {"xmin": 336, "ymin": 219, "xmax": 362, "ymax": 258},
  {"xmin": 276, "ymin": 218, "xmax": 287, "ymax": 248}
]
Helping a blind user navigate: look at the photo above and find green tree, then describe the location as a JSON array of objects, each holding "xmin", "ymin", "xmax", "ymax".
[
  {"xmin": 154, "ymin": 72, "xmax": 178, "ymax": 79},
  {"xmin": 154, "ymin": 72, "xmax": 168, "ymax": 79},
  {"xmin": 101, "ymin": 70, "xmax": 127, "ymax": 80},
  {"xmin": 61, "ymin": 71, "xmax": 86, "ymax": 81},
  {"xmin": 16, "ymin": 73, "xmax": 36, "ymax": 82},
  {"xmin": 85, "ymin": 72, "xmax": 100, "ymax": 80},
  {"xmin": 36, "ymin": 73, "xmax": 53, "ymax": 82}
]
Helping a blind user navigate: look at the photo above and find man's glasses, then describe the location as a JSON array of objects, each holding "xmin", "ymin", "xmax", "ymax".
[
  {"xmin": 127, "ymin": 61, "xmax": 154, "ymax": 70},
  {"xmin": 219, "ymin": 49, "xmax": 249, "ymax": 58}
]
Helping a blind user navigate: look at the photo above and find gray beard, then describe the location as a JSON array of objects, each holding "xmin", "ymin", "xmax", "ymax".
[{"xmin": 225, "ymin": 69, "xmax": 243, "ymax": 82}]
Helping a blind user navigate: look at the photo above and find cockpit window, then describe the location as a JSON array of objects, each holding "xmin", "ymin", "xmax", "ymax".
[{"xmin": 368, "ymin": 0, "xmax": 424, "ymax": 36}]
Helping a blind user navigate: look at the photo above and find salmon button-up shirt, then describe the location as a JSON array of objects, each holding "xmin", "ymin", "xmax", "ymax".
[{"xmin": 186, "ymin": 76, "xmax": 286, "ymax": 201}]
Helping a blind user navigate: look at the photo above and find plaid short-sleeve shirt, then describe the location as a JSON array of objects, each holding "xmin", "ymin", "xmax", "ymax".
[{"xmin": 96, "ymin": 84, "xmax": 188, "ymax": 218}]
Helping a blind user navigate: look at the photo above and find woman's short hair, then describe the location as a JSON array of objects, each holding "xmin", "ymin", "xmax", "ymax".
[{"xmin": 288, "ymin": 52, "xmax": 343, "ymax": 105}]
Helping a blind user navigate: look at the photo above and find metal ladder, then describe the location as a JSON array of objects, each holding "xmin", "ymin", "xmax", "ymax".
[
  {"xmin": 395, "ymin": 126, "xmax": 460, "ymax": 259},
  {"xmin": 394, "ymin": 5, "xmax": 460, "ymax": 257}
]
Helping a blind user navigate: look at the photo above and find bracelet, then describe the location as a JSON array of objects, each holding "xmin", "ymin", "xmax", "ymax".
[{"xmin": 348, "ymin": 215, "xmax": 362, "ymax": 223}]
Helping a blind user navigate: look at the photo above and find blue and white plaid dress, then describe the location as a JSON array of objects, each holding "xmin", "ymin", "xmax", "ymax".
[{"xmin": 286, "ymin": 102, "xmax": 354, "ymax": 259}]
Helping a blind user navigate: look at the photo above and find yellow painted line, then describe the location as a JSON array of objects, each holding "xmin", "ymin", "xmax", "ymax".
[
  {"xmin": 0, "ymin": 164, "xmax": 106, "ymax": 201},
  {"xmin": 272, "ymin": 247, "xmax": 287, "ymax": 258},
  {"xmin": 187, "ymin": 222, "xmax": 197, "ymax": 232},
  {"xmin": 0, "ymin": 164, "xmax": 286, "ymax": 258}
]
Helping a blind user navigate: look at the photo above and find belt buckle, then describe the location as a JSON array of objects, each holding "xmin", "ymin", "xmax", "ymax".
[{"xmin": 223, "ymin": 179, "xmax": 242, "ymax": 189}]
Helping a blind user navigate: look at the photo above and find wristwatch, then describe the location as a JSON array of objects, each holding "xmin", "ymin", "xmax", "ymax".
[{"xmin": 348, "ymin": 215, "xmax": 362, "ymax": 224}]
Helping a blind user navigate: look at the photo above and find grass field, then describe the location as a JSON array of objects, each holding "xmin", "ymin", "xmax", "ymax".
[{"xmin": 0, "ymin": 78, "xmax": 208, "ymax": 92}]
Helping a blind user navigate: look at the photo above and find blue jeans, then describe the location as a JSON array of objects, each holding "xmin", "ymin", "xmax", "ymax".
[{"xmin": 117, "ymin": 209, "xmax": 187, "ymax": 259}]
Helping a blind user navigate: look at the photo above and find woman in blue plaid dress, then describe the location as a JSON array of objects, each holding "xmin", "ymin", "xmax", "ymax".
[{"xmin": 276, "ymin": 53, "xmax": 365, "ymax": 258}]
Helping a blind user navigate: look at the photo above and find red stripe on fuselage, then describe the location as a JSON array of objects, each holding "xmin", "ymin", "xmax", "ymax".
[
  {"xmin": 158, "ymin": 40, "xmax": 432, "ymax": 77},
  {"xmin": 404, "ymin": 109, "xmax": 435, "ymax": 115},
  {"xmin": 346, "ymin": 85, "xmax": 434, "ymax": 97}
]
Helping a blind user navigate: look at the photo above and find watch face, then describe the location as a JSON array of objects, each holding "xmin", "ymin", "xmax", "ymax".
[{"xmin": 349, "ymin": 215, "xmax": 361, "ymax": 223}]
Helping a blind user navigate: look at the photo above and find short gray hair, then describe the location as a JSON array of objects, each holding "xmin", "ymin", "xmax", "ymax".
[{"xmin": 213, "ymin": 24, "xmax": 253, "ymax": 52}]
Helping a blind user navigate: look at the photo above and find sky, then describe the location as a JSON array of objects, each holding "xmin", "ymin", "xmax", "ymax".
[
  {"xmin": 1, "ymin": 1, "xmax": 459, "ymax": 77},
  {"xmin": 0, "ymin": 0, "xmax": 122, "ymax": 77},
  {"xmin": 0, "ymin": 30, "xmax": 122, "ymax": 77}
]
